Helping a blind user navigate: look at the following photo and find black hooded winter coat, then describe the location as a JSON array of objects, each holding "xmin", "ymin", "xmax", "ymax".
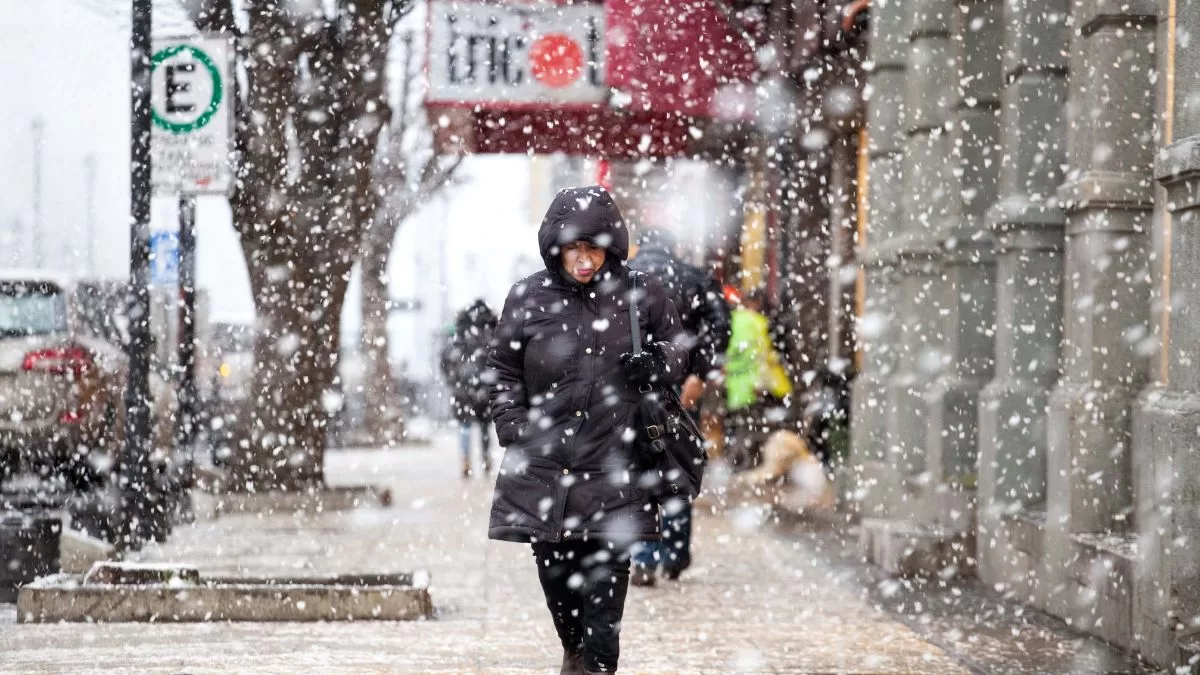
[
  {"xmin": 440, "ymin": 300, "xmax": 498, "ymax": 423},
  {"xmin": 485, "ymin": 186, "xmax": 689, "ymax": 545},
  {"xmin": 628, "ymin": 232, "xmax": 732, "ymax": 380}
]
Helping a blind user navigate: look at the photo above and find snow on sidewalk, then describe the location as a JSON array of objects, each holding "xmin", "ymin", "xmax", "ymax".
[{"xmin": 1, "ymin": 442, "xmax": 967, "ymax": 674}]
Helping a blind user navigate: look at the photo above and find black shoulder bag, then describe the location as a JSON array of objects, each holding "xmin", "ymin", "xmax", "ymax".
[{"xmin": 629, "ymin": 272, "xmax": 708, "ymax": 500}]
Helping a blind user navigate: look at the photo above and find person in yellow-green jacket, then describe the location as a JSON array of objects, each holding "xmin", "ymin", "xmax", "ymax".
[{"xmin": 723, "ymin": 292, "xmax": 793, "ymax": 469}]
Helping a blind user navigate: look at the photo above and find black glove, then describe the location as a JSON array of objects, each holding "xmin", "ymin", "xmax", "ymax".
[{"xmin": 620, "ymin": 350, "xmax": 665, "ymax": 388}]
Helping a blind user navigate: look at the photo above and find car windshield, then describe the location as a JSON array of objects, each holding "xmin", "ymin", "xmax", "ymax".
[{"xmin": 0, "ymin": 282, "xmax": 68, "ymax": 337}]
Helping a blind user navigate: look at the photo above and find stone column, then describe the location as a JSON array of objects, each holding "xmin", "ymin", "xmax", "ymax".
[
  {"xmin": 881, "ymin": 0, "xmax": 955, "ymax": 513},
  {"xmin": 976, "ymin": 0, "xmax": 1070, "ymax": 594},
  {"xmin": 1134, "ymin": 0, "xmax": 1200, "ymax": 665},
  {"xmin": 848, "ymin": 0, "xmax": 907, "ymax": 519},
  {"xmin": 1042, "ymin": 3, "xmax": 1157, "ymax": 646},
  {"xmin": 922, "ymin": 0, "xmax": 1003, "ymax": 540}
]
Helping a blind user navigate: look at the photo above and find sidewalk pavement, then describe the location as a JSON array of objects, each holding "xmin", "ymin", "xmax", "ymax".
[{"xmin": 1, "ymin": 440, "xmax": 1143, "ymax": 674}]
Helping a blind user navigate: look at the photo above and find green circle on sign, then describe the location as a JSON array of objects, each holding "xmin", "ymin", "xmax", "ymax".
[{"xmin": 151, "ymin": 44, "xmax": 223, "ymax": 134}]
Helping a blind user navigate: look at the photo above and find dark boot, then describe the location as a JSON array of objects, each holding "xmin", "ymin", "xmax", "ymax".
[{"xmin": 560, "ymin": 649, "xmax": 585, "ymax": 675}]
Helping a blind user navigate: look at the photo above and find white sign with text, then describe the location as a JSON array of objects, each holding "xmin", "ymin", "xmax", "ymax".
[
  {"xmin": 151, "ymin": 36, "xmax": 233, "ymax": 195},
  {"xmin": 426, "ymin": 0, "xmax": 607, "ymax": 106}
]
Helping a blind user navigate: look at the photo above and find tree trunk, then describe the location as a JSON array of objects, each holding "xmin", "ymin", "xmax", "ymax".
[
  {"xmin": 356, "ymin": 165, "xmax": 460, "ymax": 447},
  {"xmin": 359, "ymin": 223, "xmax": 404, "ymax": 446},
  {"xmin": 220, "ymin": 0, "xmax": 390, "ymax": 491}
]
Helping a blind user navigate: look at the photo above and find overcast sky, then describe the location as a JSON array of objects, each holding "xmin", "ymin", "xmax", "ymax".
[{"xmin": 0, "ymin": 1, "xmax": 542, "ymax": 375}]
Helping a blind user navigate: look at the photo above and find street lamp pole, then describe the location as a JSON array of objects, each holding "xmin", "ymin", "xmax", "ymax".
[
  {"xmin": 31, "ymin": 117, "xmax": 44, "ymax": 269},
  {"xmin": 121, "ymin": 0, "xmax": 155, "ymax": 549},
  {"xmin": 84, "ymin": 153, "xmax": 97, "ymax": 275}
]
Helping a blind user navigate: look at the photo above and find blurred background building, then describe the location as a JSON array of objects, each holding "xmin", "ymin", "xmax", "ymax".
[{"xmin": 843, "ymin": 1, "xmax": 1200, "ymax": 669}]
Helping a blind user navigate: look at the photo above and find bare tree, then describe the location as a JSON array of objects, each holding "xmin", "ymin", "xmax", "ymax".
[
  {"xmin": 354, "ymin": 29, "xmax": 461, "ymax": 446},
  {"xmin": 186, "ymin": 0, "xmax": 410, "ymax": 490}
]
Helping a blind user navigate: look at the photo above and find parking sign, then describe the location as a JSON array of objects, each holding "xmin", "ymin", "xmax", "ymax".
[
  {"xmin": 150, "ymin": 231, "xmax": 180, "ymax": 286},
  {"xmin": 151, "ymin": 36, "xmax": 233, "ymax": 196}
]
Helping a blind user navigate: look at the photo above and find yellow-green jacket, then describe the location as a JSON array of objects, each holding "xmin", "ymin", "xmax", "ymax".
[{"xmin": 724, "ymin": 309, "xmax": 793, "ymax": 411}]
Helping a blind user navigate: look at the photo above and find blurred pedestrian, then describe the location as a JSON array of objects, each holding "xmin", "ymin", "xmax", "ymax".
[
  {"xmin": 486, "ymin": 186, "xmax": 688, "ymax": 674},
  {"xmin": 440, "ymin": 299, "xmax": 497, "ymax": 478},
  {"xmin": 627, "ymin": 228, "xmax": 731, "ymax": 586},
  {"xmin": 724, "ymin": 292, "xmax": 793, "ymax": 470},
  {"xmin": 802, "ymin": 361, "xmax": 856, "ymax": 467}
]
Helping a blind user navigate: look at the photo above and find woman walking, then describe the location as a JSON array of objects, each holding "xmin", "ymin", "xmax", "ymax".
[
  {"xmin": 440, "ymin": 299, "xmax": 498, "ymax": 478},
  {"xmin": 486, "ymin": 186, "xmax": 688, "ymax": 674}
]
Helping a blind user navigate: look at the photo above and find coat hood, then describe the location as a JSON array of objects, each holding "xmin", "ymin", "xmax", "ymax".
[
  {"xmin": 537, "ymin": 186, "xmax": 629, "ymax": 278},
  {"xmin": 456, "ymin": 299, "xmax": 496, "ymax": 333},
  {"xmin": 635, "ymin": 228, "xmax": 678, "ymax": 256}
]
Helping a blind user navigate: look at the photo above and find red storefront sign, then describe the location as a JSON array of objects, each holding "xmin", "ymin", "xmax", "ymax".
[
  {"xmin": 424, "ymin": 0, "xmax": 756, "ymax": 158},
  {"xmin": 604, "ymin": 0, "xmax": 758, "ymax": 118}
]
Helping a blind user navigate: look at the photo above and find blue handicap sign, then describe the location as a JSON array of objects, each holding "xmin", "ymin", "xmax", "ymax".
[{"xmin": 150, "ymin": 231, "xmax": 180, "ymax": 286}]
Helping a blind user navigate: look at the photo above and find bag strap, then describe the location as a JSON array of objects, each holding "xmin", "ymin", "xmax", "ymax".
[
  {"xmin": 630, "ymin": 270, "xmax": 705, "ymax": 453},
  {"xmin": 629, "ymin": 271, "xmax": 642, "ymax": 355}
]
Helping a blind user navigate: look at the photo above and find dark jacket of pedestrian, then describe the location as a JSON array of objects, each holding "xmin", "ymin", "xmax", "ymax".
[
  {"xmin": 628, "ymin": 230, "xmax": 731, "ymax": 380},
  {"xmin": 485, "ymin": 187, "xmax": 689, "ymax": 546},
  {"xmin": 441, "ymin": 300, "xmax": 497, "ymax": 423}
]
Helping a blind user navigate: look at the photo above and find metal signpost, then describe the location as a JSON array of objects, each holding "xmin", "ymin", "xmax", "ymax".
[
  {"xmin": 120, "ymin": 32, "xmax": 232, "ymax": 546},
  {"xmin": 150, "ymin": 35, "xmax": 232, "ymax": 458},
  {"xmin": 175, "ymin": 197, "xmax": 197, "ymax": 455},
  {"xmin": 123, "ymin": 0, "xmax": 154, "ymax": 548}
]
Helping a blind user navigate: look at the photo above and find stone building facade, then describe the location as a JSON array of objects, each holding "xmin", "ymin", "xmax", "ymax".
[{"xmin": 848, "ymin": 0, "xmax": 1200, "ymax": 667}]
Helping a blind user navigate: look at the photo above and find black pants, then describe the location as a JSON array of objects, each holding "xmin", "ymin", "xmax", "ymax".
[{"xmin": 531, "ymin": 539, "xmax": 632, "ymax": 673}]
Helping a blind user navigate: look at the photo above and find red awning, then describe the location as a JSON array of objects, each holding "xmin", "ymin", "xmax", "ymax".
[
  {"xmin": 604, "ymin": 0, "xmax": 759, "ymax": 118},
  {"xmin": 431, "ymin": 106, "xmax": 698, "ymax": 158}
]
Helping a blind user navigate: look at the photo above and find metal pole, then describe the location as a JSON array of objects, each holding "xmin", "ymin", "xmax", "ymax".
[
  {"xmin": 84, "ymin": 154, "xmax": 97, "ymax": 276},
  {"xmin": 438, "ymin": 197, "xmax": 451, "ymax": 421},
  {"xmin": 8, "ymin": 218, "xmax": 22, "ymax": 267},
  {"xmin": 176, "ymin": 195, "xmax": 197, "ymax": 451},
  {"xmin": 439, "ymin": 196, "xmax": 449, "ymax": 330},
  {"xmin": 121, "ymin": 0, "xmax": 154, "ymax": 549},
  {"xmin": 31, "ymin": 117, "xmax": 44, "ymax": 269}
]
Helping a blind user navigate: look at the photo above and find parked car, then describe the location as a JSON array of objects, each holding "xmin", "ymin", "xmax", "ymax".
[{"xmin": 0, "ymin": 271, "xmax": 128, "ymax": 488}]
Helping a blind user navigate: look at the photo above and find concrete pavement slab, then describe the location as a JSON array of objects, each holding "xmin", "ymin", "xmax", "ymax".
[{"xmin": 0, "ymin": 442, "xmax": 1068, "ymax": 673}]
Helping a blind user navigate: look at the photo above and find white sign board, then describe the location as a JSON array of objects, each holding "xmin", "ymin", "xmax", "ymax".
[
  {"xmin": 426, "ymin": 0, "xmax": 607, "ymax": 106},
  {"xmin": 151, "ymin": 36, "xmax": 233, "ymax": 196}
]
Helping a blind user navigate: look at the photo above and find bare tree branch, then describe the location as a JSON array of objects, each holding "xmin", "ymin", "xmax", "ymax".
[
  {"xmin": 356, "ymin": 20, "xmax": 462, "ymax": 444},
  {"xmin": 382, "ymin": 153, "xmax": 464, "ymax": 229},
  {"xmin": 386, "ymin": 0, "xmax": 419, "ymax": 32},
  {"xmin": 180, "ymin": 0, "xmax": 239, "ymax": 34}
]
